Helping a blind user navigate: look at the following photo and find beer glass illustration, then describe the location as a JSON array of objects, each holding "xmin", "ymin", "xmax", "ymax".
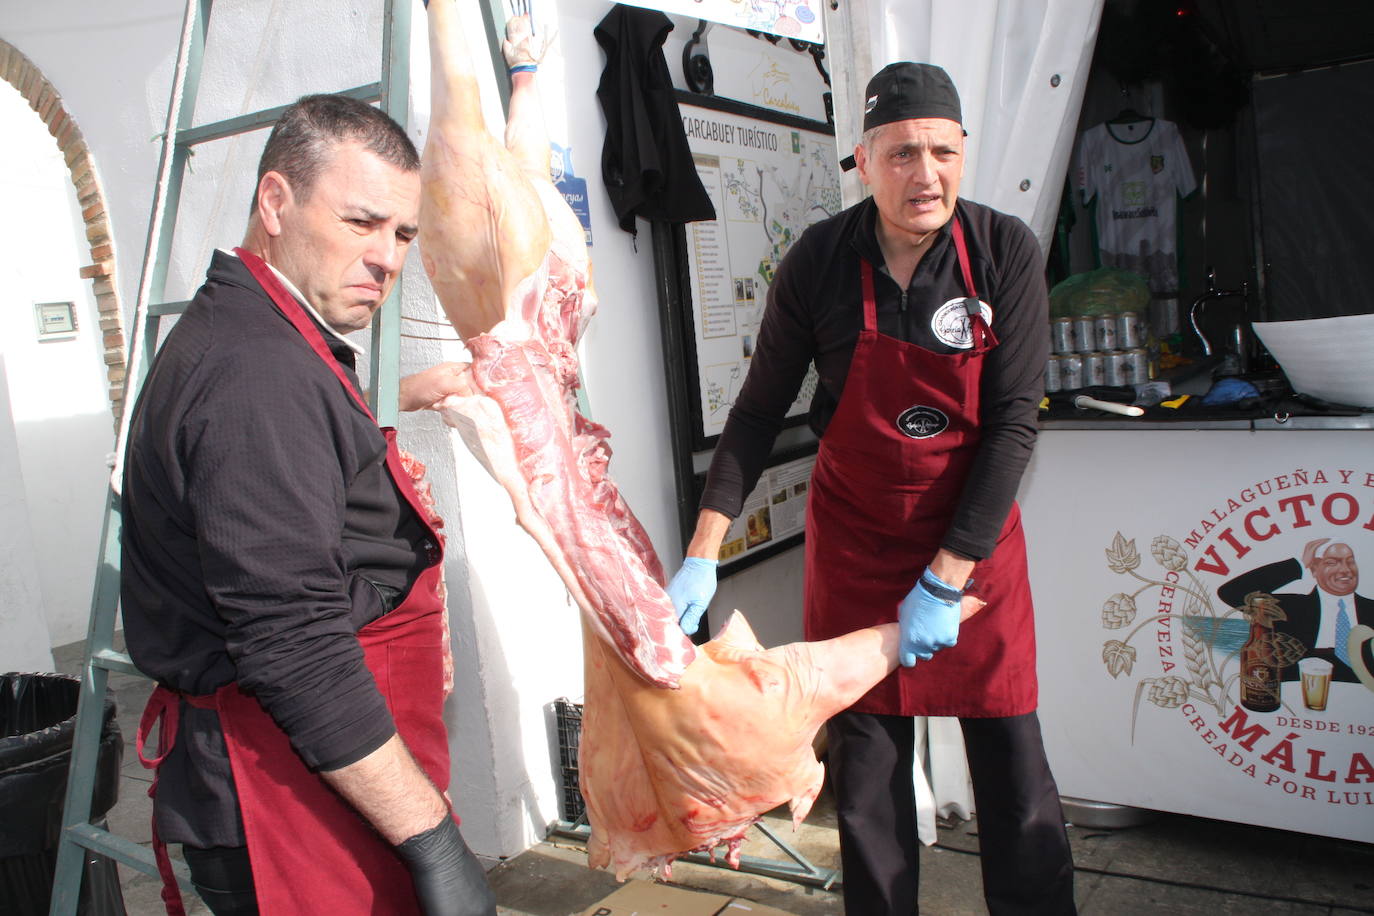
[{"xmin": 1299, "ymin": 657, "xmax": 1332, "ymax": 711}]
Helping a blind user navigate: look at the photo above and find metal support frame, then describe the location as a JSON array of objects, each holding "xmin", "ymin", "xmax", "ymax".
[
  {"xmin": 550, "ymin": 820, "xmax": 842, "ymax": 891},
  {"xmin": 48, "ymin": 2, "xmax": 412, "ymax": 912}
]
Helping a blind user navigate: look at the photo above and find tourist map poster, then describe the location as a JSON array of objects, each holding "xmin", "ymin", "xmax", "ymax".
[
  {"xmin": 619, "ymin": 0, "xmax": 824, "ymax": 44},
  {"xmin": 678, "ymin": 97, "xmax": 840, "ymax": 443}
]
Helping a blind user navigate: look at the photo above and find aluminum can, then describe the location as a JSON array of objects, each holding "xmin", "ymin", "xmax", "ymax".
[
  {"xmin": 1116, "ymin": 311, "xmax": 1142, "ymax": 350},
  {"xmin": 1083, "ymin": 351, "xmax": 1106, "ymax": 387},
  {"xmin": 1050, "ymin": 317, "xmax": 1075, "ymax": 355},
  {"xmin": 1058, "ymin": 354, "xmax": 1084, "ymax": 390},
  {"xmin": 1094, "ymin": 314, "xmax": 1119, "ymax": 351},
  {"xmin": 1105, "ymin": 350, "xmax": 1129, "ymax": 386},
  {"xmin": 1044, "ymin": 356, "xmax": 1062, "ymax": 393},
  {"xmin": 1073, "ymin": 316, "xmax": 1097, "ymax": 354},
  {"xmin": 1124, "ymin": 347, "xmax": 1150, "ymax": 385}
]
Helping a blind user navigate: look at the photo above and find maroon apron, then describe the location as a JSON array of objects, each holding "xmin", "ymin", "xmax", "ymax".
[
  {"xmin": 137, "ymin": 248, "xmax": 451, "ymax": 915},
  {"xmin": 803, "ymin": 217, "xmax": 1038, "ymax": 718}
]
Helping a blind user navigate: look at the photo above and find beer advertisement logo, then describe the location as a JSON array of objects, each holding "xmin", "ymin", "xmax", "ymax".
[
  {"xmin": 931, "ymin": 297, "xmax": 993, "ymax": 349},
  {"xmin": 1095, "ymin": 467, "xmax": 1374, "ymax": 811},
  {"xmin": 895, "ymin": 405, "xmax": 948, "ymax": 439}
]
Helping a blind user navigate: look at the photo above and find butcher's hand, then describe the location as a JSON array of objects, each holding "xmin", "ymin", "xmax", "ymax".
[
  {"xmin": 898, "ymin": 567, "xmax": 963, "ymax": 667},
  {"xmin": 400, "ymin": 362, "xmax": 471, "ymax": 412},
  {"xmin": 667, "ymin": 557, "xmax": 718, "ymax": 636},
  {"xmin": 394, "ymin": 815, "xmax": 497, "ymax": 916}
]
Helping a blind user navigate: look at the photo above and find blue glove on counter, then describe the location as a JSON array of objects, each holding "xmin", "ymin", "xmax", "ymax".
[
  {"xmin": 666, "ymin": 557, "xmax": 718, "ymax": 636},
  {"xmin": 898, "ymin": 567, "xmax": 963, "ymax": 668}
]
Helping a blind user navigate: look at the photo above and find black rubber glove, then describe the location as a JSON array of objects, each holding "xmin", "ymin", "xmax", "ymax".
[{"xmin": 393, "ymin": 815, "xmax": 497, "ymax": 916}]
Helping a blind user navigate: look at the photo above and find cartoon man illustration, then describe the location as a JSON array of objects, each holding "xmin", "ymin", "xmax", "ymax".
[{"xmin": 1218, "ymin": 538, "xmax": 1374, "ymax": 683}]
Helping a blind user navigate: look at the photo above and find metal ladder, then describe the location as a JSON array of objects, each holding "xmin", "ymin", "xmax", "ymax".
[{"xmin": 47, "ymin": 1, "xmax": 415, "ymax": 911}]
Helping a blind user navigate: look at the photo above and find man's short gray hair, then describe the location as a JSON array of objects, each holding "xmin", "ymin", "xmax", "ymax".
[
  {"xmin": 252, "ymin": 93, "xmax": 419, "ymax": 213},
  {"xmin": 860, "ymin": 123, "xmax": 889, "ymax": 152}
]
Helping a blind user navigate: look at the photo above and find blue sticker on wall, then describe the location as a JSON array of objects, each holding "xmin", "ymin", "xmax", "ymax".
[{"xmin": 552, "ymin": 143, "xmax": 593, "ymax": 248}]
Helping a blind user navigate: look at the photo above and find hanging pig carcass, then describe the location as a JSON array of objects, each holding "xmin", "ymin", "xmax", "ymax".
[{"xmin": 417, "ymin": 2, "xmax": 968, "ymax": 877}]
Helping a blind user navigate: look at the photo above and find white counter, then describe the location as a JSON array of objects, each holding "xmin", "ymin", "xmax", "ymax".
[{"xmin": 1020, "ymin": 426, "xmax": 1374, "ymax": 843}]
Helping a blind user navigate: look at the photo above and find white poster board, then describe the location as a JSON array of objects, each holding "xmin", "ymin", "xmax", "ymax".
[
  {"xmin": 678, "ymin": 96, "xmax": 839, "ymax": 444},
  {"xmin": 1022, "ymin": 429, "xmax": 1374, "ymax": 843}
]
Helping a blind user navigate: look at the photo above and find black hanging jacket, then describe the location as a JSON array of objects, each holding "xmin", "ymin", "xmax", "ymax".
[{"xmin": 594, "ymin": 4, "xmax": 715, "ymax": 235}]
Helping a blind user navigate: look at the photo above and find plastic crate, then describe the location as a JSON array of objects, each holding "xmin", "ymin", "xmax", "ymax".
[{"xmin": 554, "ymin": 698, "xmax": 584, "ymax": 822}]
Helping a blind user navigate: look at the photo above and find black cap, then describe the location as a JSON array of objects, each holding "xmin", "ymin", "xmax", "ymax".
[
  {"xmin": 841, "ymin": 62, "xmax": 964, "ymax": 171},
  {"xmin": 863, "ymin": 62, "xmax": 962, "ymax": 131}
]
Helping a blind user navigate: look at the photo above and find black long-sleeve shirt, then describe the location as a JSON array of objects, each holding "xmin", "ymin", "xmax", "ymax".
[
  {"xmin": 700, "ymin": 197, "xmax": 1047, "ymax": 560},
  {"xmin": 121, "ymin": 251, "xmax": 433, "ymax": 845}
]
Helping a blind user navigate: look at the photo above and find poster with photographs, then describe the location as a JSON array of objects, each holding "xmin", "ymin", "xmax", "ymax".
[{"xmin": 713, "ymin": 450, "xmax": 816, "ymax": 568}]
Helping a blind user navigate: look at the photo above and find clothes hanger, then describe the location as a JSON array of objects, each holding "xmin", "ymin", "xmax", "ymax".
[{"xmin": 1107, "ymin": 85, "xmax": 1154, "ymax": 126}]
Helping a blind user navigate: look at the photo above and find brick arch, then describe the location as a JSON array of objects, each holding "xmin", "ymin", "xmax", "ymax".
[{"xmin": 0, "ymin": 38, "xmax": 128, "ymax": 427}]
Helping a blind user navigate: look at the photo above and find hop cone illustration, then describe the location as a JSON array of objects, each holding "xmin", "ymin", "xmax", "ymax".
[
  {"xmin": 1102, "ymin": 593, "xmax": 1137, "ymax": 629},
  {"xmin": 1151, "ymin": 535, "xmax": 1187, "ymax": 571},
  {"xmin": 1147, "ymin": 676, "xmax": 1189, "ymax": 708}
]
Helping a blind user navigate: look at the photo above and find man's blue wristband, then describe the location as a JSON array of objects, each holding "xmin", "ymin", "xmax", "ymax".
[
  {"xmin": 919, "ymin": 568, "xmax": 963, "ymax": 603},
  {"xmin": 509, "ymin": 64, "xmax": 537, "ymax": 75}
]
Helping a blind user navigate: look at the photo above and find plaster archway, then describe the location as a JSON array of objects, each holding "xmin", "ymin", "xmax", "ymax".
[{"xmin": 0, "ymin": 38, "xmax": 128, "ymax": 426}]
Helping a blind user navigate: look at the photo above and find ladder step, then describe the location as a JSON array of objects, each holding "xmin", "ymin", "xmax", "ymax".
[
  {"xmin": 149, "ymin": 299, "xmax": 193, "ymax": 317},
  {"xmin": 66, "ymin": 822, "xmax": 191, "ymax": 883},
  {"xmin": 90, "ymin": 648, "xmax": 144, "ymax": 677},
  {"xmin": 177, "ymin": 82, "xmax": 382, "ymax": 147}
]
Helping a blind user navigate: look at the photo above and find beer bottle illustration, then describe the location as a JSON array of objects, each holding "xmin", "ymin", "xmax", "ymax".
[
  {"xmin": 1240, "ymin": 617, "xmax": 1280, "ymax": 712},
  {"xmin": 1238, "ymin": 592, "xmax": 1288, "ymax": 713}
]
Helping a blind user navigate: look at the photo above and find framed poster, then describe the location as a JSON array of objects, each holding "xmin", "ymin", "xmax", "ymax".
[
  {"xmin": 675, "ymin": 92, "xmax": 839, "ymax": 448},
  {"xmin": 653, "ymin": 91, "xmax": 837, "ymax": 575}
]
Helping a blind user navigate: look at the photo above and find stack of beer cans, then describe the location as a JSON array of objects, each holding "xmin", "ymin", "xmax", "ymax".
[{"xmin": 1046, "ymin": 312, "xmax": 1150, "ymax": 393}]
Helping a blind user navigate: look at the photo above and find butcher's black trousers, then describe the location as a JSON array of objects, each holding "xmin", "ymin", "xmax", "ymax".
[
  {"xmin": 827, "ymin": 710, "xmax": 1076, "ymax": 915},
  {"xmin": 183, "ymin": 844, "xmax": 257, "ymax": 915}
]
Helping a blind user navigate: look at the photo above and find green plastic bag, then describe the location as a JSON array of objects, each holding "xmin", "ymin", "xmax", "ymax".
[{"xmin": 1049, "ymin": 268, "xmax": 1151, "ymax": 318}]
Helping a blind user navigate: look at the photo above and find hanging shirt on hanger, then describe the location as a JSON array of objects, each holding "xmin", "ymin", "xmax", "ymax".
[{"xmin": 1075, "ymin": 118, "xmax": 1196, "ymax": 331}]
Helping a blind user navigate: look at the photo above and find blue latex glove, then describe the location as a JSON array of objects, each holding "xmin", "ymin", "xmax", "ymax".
[
  {"xmin": 666, "ymin": 557, "xmax": 718, "ymax": 636},
  {"xmin": 897, "ymin": 568, "xmax": 963, "ymax": 667},
  {"xmin": 1202, "ymin": 376, "xmax": 1262, "ymax": 407}
]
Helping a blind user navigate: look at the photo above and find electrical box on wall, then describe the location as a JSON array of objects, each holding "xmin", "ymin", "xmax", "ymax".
[{"xmin": 34, "ymin": 301, "xmax": 77, "ymax": 341}]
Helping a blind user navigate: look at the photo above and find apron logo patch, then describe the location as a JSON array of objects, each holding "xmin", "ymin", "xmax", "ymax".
[
  {"xmin": 896, "ymin": 405, "xmax": 949, "ymax": 438},
  {"xmin": 931, "ymin": 297, "xmax": 993, "ymax": 349}
]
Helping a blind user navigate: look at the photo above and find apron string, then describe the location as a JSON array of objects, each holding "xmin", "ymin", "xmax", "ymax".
[
  {"xmin": 861, "ymin": 214, "xmax": 995, "ymax": 349},
  {"xmin": 136, "ymin": 686, "xmax": 191, "ymax": 916},
  {"xmin": 949, "ymin": 216, "xmax": 998, "ymax": 351}
]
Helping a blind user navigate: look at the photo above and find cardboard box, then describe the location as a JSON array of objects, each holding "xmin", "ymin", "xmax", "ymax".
[
  {"xmin": 577, "ymin": 880, "xmax": 799, "ymax": 916},
  {"xmin": 578, "ymin": 881, "xmax": 730, "ymax": 915},
  {"xmin": 718, "ymin": 901, "xmax": 799, "ymax": 916}
]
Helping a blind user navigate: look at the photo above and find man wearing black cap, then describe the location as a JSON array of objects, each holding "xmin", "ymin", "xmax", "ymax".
[{"xmin": 667, "ymin": 63, "xmax": 1075, "ymax": 914}]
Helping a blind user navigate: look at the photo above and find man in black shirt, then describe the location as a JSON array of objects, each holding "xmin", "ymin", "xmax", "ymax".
[
  {"xmin": 667, "ymin": 64, "xmax": 1075, "ymax": 914},
  {"xmin": 122, "ymin": 94, "xmax": 493, "ymax": 915}
]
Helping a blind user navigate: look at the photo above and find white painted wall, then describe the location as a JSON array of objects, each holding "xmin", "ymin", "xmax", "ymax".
[
  {"xmin": 0, "ymin": 81, "xmax": 114, "ymax": 649},
  {"xmin": 0, "ymin": 0, "xmax": 829, "ymax": 861},
  {"xmin": 0, "ymin": 356, "xmax": 54, "ymax": 674}
]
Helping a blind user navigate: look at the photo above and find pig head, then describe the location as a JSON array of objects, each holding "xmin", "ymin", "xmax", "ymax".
[{"xmin": 580, "ymin": 612, "xmax": 901, "ymax": 879}]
